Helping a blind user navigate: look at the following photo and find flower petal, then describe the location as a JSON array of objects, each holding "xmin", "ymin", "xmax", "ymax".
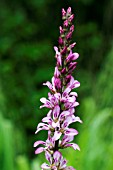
[
  {"xmin": 65, "ymin": 128, "xmax": 78, "ymax": 136},
  {"xmin": 42, "ymin": 116, "xmax": 52, "ymax": 123},
  {"xmin": 65, "ymin": 166, "xmax": 76, "ymax": 170},
  {"xmin": 43, "ymin": 81, "xmax": 53, "ymax": 90},
  {"xmin": 40, "ymin": 97, "xmax": 47, "ymax": 103},
  {"xmin": 47, "ymin": 110, "xmax": 52, "ymax": 117},
  {"xmin": 35, "ymin": 147, "xmax": 44, "ymax": 154},
  {"xmin": 53, "ymin": 151, "xmax": 62, "ymax": 164},
  {"xmin": 41, "ymin": 163, "xmax": 50, "ymax": 169},
  {"xmin": 73, "ymin": 116, "xmax": 82, "ymax": 123},
  {"xmin": 54, "ymin": 66, "xmax": 60, "ymax": 77},
  {"xmin": 53, "ymin": 105, "xmax": 60, "ymax": 119},
  {"xmin": 64, "ymin": 143, "xmax": 80, "ymax": 151},
  {"xmin": 45, "ymin": 151, "xmax": 52, "ymax": 163},
  {"xmin": 35, "ymin": 123, "xmax": 49, "ymax": 134},
  {"xmin": 61, "ymin": 135, "xmax": 74, "ymax": 145},
  {"xmin": 53, "ymin": 131, "xmax": 62, "ymax": 141},
  {"xmin": 59, "ymin": 111, "xmax": 70, "ymax": 120},
  {"xmin": 34, "ymin": 140, "xmax": 45, "ymax": 147},
  {"xmin": 70, "ymin": 92, "xmax": 78, "ymax": 97},
  {"xmin": 63, "ymin": 87, "xmax": 71, "ymax": 96},
  {"xmin": 67, "ymin": 96, "xmax": 76, "ymax": 103},
  {"xmin": 73, "ymin": 102, "xmax": 79, "ymax": 107},
  {"xmin": 52, "ymin": 121, "xmax": 59, "ymax": 128},
  {"xmin": 60, "ymin": 158, "xmax": 67, "ymax": 169}
]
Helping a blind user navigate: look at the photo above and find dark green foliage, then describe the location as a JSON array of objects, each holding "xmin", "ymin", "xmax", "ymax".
[
  {"xmin": 0, "ymin": 0, "xmax": 113, "ymax": 169},
  {"xmin": 94, "ymin": 45, "xmax": 113, "ymax": 109}
]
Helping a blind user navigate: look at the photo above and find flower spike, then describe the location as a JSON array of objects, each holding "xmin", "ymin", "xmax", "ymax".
[{"xmin": 34, "ymin": 7, "xmax": 82, "ymax": 170}]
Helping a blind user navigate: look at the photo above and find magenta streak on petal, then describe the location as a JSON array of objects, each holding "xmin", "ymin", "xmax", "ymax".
[
  {"xmin": 65, "ymin": 128, "xmax": 78, "ymax": 136},
  {"xmin": 45, "ymin": 151, "xmax": 52, "ymax": 163},
  {"xmin": 60, "ymin": 158, "xmax": 67, "ymax": 169},
  {"xmin": 61, "ymin": 135, "xmax": 74, "ymax": 146},
  {"xmin": 53, "ymin": 151, "xmax": 62, "ymax": 163},
  {"xmin": 53, "ymin": 105, "xmax": 60, "ymax": 119},
  {"xmin": 59, "ymin": 111, "xmax": 70, "ymax": 120},
  {"xmin": 70, "ymin": 80, "xmax": 80, "ymax": 89}
]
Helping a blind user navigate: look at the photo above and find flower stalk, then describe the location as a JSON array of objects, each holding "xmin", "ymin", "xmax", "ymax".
[{"xmin": 34, "ymin": 7, "xmax": 82, "ymax": 170}]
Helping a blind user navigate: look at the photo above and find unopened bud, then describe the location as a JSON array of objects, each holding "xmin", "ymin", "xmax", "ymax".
[
  {"xmin": 61, "ymin": 46, "xmax": 67, "ymax": 55},
  {"xmin": 54, "ymin": 66, "xmax": 60, "ymax": 78},
  {"xmin": 70, "ymin": 25, "xmax": 74, "ymax": 32},
  {"xmin": 62, "ymin": 8, "xmax": 66, "ymax": 17},
  {"xmin": 68, "ymin": 14, "xmax": 74, "ymax": 22},
  {"xmin": 66, "ymin": 32, "xmax": 72, "ymax": 40},
  {"xmin": 61, "ymin": 68, "xmax": 66, "ymax": 74},
  {"xmin": 65, "ymin": 75, "xmax": 71, "ymax": 83},
  {"xmin": 59, "ymin": 26, "xmax": 64, "ymax": 34},
  {"xmin": 67, "ymin": 7, "xmax": 72, "ymax": 15},
  {"xmin": 58, "ymin": 37, "xmax": 63, "ymax": 46},
  {"xmin": 70, "ymin": 42, "xmax": 76, "ymax": 49},
  {"xmin": 64, "ymin": 20, "xmax": 68, "ymax": 27}
]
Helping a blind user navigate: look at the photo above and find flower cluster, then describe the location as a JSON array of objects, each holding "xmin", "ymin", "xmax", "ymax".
[{"xmin": 34, "ymin": 7, "xmax": 82, "ymax": 170}]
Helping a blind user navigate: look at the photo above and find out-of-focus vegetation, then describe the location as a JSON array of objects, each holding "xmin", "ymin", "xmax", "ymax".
[{"xmin": 0, "ymin": 0, "xmax": 113, "ymax": 169}]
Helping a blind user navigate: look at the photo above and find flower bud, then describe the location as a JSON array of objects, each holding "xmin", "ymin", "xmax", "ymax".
[
  {"xmin": 70, "ymin": 25, "xmax": 74, "ymax": 32},
  {"xmin": 54, "ymin": 66, "xmax": 60, "ymax": 78},
  {"xmin": 63, "ymin": 20, "xmax": 68, "ymax": 27},
  {"xmin": 68, "ymin": 14, "xmax": 74, "ymax": 22},
  {"xmin": 66, "ymin": 32, "xmax": 72, "ymax": 40},
  {"xmin": 68, "ymin": 62, "xmax": 77, "ymax": 71},
  {"xmin": 65, "ymin": 75, "xmax": 71, "ymax": 84},
  {"xmin": 61, "ymin": 46, "xmax": 67, "ymax": 55},
  {"xmin": 61, "ymin": 68, "xmax": 66, "ymax": 74},
  {"xmin": 67, "ymin": 7, "xmax": 72, "ymax": 15},
  {"xmin": 62, "ymin": 8, "xmax": 66, "ymax": 18},
  {"xmin": 59, "ymin": 26, "xmax": 64, "ymax": 34},
  {"xmin": 58, "ymin": 37, "xmax": 63, "ymax": 46},
  {"xmin": 69, "ymin": 43, "xmax": 76, "ymax": 49},
  {"xmin": 54, "ymin": 78, "xmax": 61, "ymax": 90}
]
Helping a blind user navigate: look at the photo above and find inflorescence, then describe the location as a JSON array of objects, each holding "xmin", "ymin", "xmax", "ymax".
[{"xmin": 34, "ymin": 7, "xmax": 82, "ymax": 170}]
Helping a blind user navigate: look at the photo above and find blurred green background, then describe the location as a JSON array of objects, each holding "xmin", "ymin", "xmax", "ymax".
[{"xmin": 0, "ymin": 0, "xmax": 113, "ymax": 169}]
